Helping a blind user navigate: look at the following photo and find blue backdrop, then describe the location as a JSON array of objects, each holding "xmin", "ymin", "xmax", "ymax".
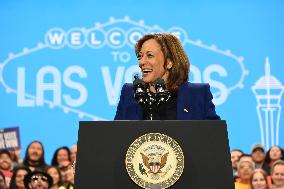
[{"xmin": 1, "ymin": 0, "xmax": 284, "ymax": 162}]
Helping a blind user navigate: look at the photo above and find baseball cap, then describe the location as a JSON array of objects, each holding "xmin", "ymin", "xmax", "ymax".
[{"xmin": 252, "ymin": 144, "xmax": 265, "ymax": 153}]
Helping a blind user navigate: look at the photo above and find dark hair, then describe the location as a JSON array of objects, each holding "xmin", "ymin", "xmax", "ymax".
[
  {"xmin": 135, "ymin": 33, "xmax": 190, "ymax": 92},
  {"xmin": 0, "ymin": 170, "xmax": 7, "ymax": 188},
  {"xmin": 24, "ymin": 168, "xmax": 53, "ymax": 189},
  {"xmin": 264, "ymin": 146, "xmax": 284, "ymax": 165},
  {"xmin": 0, "ymin": 149, "xmax": 12, "ymax": 159},
  {"xmin": 46, "ymin": 166, "xmax": 63, "ymax": 187},
  {"xmin": 22, "ymin": 141, "xmax": 47, "ymax": 169},
  {"xmin": 9, "ymin": 166, "xmax": 31, "ymax": 189},
  {"xmin": 51, "ymin": 146, "xmax": 71, "ymax": 167}
]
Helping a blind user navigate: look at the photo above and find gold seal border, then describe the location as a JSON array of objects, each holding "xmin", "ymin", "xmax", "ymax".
[{"xmin": 125, "ymin": 132, "xmax": 185, "ymax": 189}]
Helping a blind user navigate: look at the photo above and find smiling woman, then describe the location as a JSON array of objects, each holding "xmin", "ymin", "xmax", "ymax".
[
  {"xmin": 250, "ymin": 169, "xmax": 269, "ymax": 189},
  {"xmin": 114, "ymin": 33, "xmax": 220, "ymax": 120}
]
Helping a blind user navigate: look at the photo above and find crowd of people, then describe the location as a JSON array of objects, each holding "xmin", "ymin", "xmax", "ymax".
[
  {"xmin": 232, "ymin": 145, "xmax": 284, "ymax": 189},
  {"xmin": 0, "ymin": 141, "xmax": 77, "ymax": 189},
  {"xmin": 1, "ymin": 140, "xmax": 283, "ymax": 189}
]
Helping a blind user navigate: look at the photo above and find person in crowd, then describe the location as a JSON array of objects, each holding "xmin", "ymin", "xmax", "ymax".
[
  {"xmin": 51, "ymin": 147, "xmax": 71, "ymax": 168},
  {"xmin": 24, "ymin": 168, "xmax": 53, "ymax": 189},
  {"xmin": 235, "ymin": 158, "xmax": 255, "ymax": 189},
  {"xmin": 0, "ymin": 150, "xmax": 13, "ymax": 187},
  {"xmin": 231, "ymin": 149, "xmax": 244, "ymax": 179},
  {"xmin": 9, "ymin": 166, "xmax": 31, "ymax": 189},
  {"xmin": 250, "ymin": 169, "xmax": 269, "ymax": 189},
  {"xmin": 46, "ymin": 166, "xmax": 65, "ymax": 189},
  {"xmin": 70, "ymin": 145, "xmax": 77, "ymax": 164},
  {"xmin": 114, "ymin": 33, "xmax": 220, "ymax": 120},
  {"xmin": 22, "ymin": 141, "xmax": 48, "ymax": 172},
  {"xmin": 265, "ymin": 146, "xmax": 284, "ymax": 168},
  {"xmin": 7, "ymin": 149, "xmax": 22, "ymax": 167},
  {"xmin": 69, "ymin": 145, "xmax": 77, "ymax": 175},
  {"xmin": 239, "ymin": 154, "xmax": 254, "ymax": 166},
  {"xmin": 270, "ymin": 160, "xmax": 284, "ymax": 189},
  {"xmin": 58, "ymin": 162, "xmax": 73, "ymax": 189},
  {"xmin": 0, "ymin": 171, "xmax": 7, "ymax": 189},
  {"xmin": 251, "ymin": 144, "xmax": 270, "ymax": 175}
]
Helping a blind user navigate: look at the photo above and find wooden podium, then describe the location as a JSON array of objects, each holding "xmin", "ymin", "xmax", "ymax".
[{"xmin": 75, "ymin": 121, "xmax": 234, "ymax": 189}]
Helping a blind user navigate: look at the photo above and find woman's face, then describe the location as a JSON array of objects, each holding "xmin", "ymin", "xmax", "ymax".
[
  {"xmin": 57, "ymin": 149, "xmax": 69, "ymax": 165},
  {"xmin": 252, "ymin": 172, "xmax": 267, "ymax": 189},
  {"xmin": 270, "ymin": 146, "xmax": 282, "ymax": 161},
  {"xmin": 47, "ymin": 167, "xmax": 60, "ymax": 185},
  {"xmin": 15, "ymin": 169, "xmax": 28, "ymax": 189},
  {"xmin": 138, "ymin": 39, "xmax": 171, "ymax": 85}
]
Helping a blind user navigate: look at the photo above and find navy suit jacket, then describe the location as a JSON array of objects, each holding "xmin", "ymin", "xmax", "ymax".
[{"xmin": 114, "ymin": 82, "xmax": 220, "ymax": 120}]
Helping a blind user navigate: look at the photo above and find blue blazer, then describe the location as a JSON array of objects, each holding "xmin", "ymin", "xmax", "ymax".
[{"xmin": 114, "ymin": 82, "xmax": 220, "ymax": 120}]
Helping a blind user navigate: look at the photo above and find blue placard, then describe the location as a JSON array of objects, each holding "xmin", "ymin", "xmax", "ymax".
[{"xmin": 0, "ymin": 127, "xmax": 21, "ymax": 150}]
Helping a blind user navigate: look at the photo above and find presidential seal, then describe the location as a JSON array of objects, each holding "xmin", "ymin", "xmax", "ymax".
[{"xmin": 125, "ymin": 133, "xmax": 184, "ymax": 189}]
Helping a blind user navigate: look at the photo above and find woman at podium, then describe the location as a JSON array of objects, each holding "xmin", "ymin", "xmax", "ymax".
[{"xmin": 114, "ymin": 33, "xmax": 220, "ymax": 120}]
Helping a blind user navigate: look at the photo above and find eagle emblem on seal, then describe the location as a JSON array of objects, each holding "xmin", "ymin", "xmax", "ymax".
[{"xmin": 140, "ymin": 152, "xmax": 169, "ymax": 174}]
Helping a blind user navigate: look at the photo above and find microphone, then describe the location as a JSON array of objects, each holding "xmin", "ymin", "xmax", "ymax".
[
  {"xmin": 154, "ymin": 78, "xmax": 170, "ymax": 105},
  {"xmin": 133, "ymin": 76, "xmax": 170, "ymax": 120},
  {"xmin": 133, "ymin": 74, "xmax": 147, "ymax": 105}
]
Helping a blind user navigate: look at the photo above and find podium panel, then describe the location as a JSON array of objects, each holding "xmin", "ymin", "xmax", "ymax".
[{"xmin": 75, "ymin": 121, "xmax": 234, "ymax": 189}]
